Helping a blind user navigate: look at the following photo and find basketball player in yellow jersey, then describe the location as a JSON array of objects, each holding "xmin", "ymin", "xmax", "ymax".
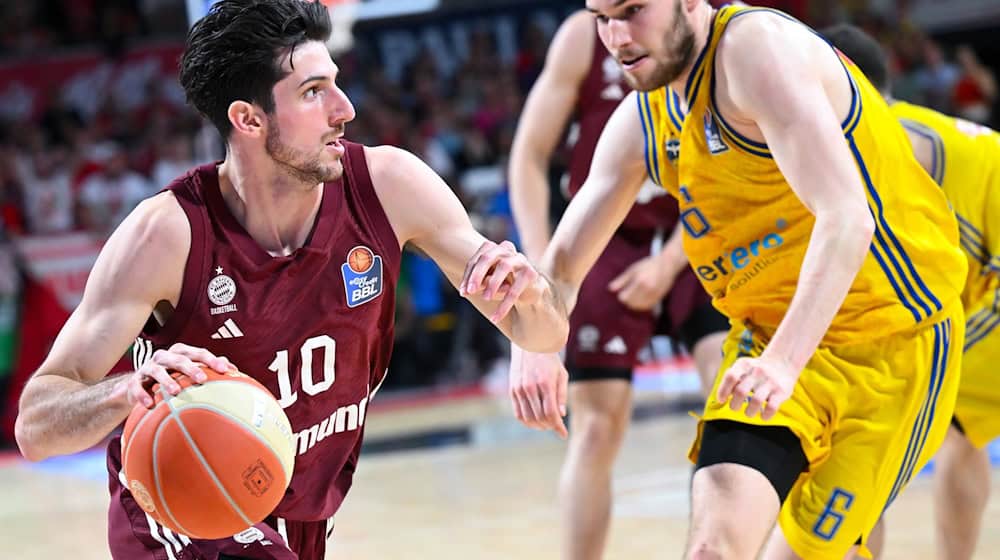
[
  {"xmin": 531, "ymin": 1, "xmax": 967, "ymax": 558},
  {"xmin": 826, "ymin": 24, "xmax": 1000, "ymax": 560}
]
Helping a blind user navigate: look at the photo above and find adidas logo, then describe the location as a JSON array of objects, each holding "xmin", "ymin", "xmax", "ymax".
[
  {"xmin": 603, "ymin": 336, "xmax": 627, "ymax": 355},
  {"xmin": 211, "ymin": 319, "xmax": 244, "ymax": 340}
]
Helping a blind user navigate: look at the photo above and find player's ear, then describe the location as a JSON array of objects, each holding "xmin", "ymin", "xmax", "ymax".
[{"xmin": 228, "ymin": 101, "xmax": 263, "ymax": 138}]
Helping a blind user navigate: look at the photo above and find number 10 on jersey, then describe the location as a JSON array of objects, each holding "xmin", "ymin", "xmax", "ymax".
[{"xmin": 267, "ymin": 335, "xmax": 337, "ymax": 408}]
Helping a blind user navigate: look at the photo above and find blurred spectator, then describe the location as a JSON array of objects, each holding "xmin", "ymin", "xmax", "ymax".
[
  {"xmin": 77, "ymin": 143, "xmax": 152, "ymax": 234},
  {"xmin": 151, "ymin": 131, "xmax": 196, "ymax": 188},
  {"xmin": 952, "ymin": 45, "xmax": 996, "ymax": 124},
  {"xmin": 912, "ymin": 39, "xmax": 961, "ymax": 112},
  {"xmin": 14, "ymin": 143, "xmax": 76, "ymax": 235},
  {"xmin": 0, "ymin": 146, "xmax": 25, "ymax": 236}
]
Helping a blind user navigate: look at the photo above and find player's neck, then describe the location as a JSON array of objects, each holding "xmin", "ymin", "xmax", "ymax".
[
  {"xmin": 217, "ymin": 155, "xmax": 324, "ymax": 257},
  {"xmin": 670, "ymin": 7, "xmax": 715, "ymax": 104}
]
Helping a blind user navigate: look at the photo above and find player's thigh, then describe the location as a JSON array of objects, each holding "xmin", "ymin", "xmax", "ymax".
[
  {"xmin": 566, "ymin": 235, "xmax": 658, "ymax": 372},
  {"xmin": 778, "ymin": 311, "xmax": 963, "ymax": 560}
]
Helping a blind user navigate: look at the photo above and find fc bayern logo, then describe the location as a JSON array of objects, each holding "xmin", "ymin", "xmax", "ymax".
[{"xmin": 208, "ymin": 274, "xmax": 237, "ymax": 306}]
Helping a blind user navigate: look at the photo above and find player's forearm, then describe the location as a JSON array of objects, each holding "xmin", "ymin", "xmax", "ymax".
[
  {"xmin": 15, "ymin": 373, "xmax": 133, "ymax": 462},
  {"xmin": 507, "ymin": 275, "xmax": 570, "ymax": 353},
  {"xmin": 509, "ymin": 162, "xmax": 553, "ymax": 263},
  {"xmin": 763, "ymin": 211, "xmax": 874, "ymax": 370},
  {"xmin": 656, "ymin": 221, "xmax": 689, "ymax": 281}
]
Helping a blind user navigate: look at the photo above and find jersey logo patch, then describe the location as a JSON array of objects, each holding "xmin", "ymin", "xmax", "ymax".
[
  {"xmin": 665, "ymin": 138, "xmax": 681, "ymax": 163},
  {"xmin": 341, "ymin": 246, "xmax": 383, "ymax": 308},
  {"xmin": 208, "ymin": 266, "xmax": 239, "ymax": 315},
  {"xmin": 703, "ymin": 110, "xmax": 729, "ymax": 155}
]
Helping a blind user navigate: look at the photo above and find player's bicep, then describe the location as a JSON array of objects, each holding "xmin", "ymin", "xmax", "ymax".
[
  {"xmin": 370, "ymin": 146, "xmax": 486, "ymax": 286},
  {"xmin": 35, "ymin": 195, "xmax": 188, "ymax": 383},
  {"xmin": 544, "ymin": 92, "xmax": 648, "ymax": 285}
]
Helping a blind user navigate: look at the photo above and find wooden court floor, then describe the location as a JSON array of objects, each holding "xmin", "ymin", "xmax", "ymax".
[{"xmin": 1, "ymin": 395, "xmax": 998, "ymax": 559}]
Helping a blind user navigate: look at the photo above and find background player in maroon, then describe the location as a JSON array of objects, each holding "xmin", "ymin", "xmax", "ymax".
[
  {"xmin": 507, "ymin": 10, "xmax": 727, "ymax": 559},
  {"xmin": 13, "ymin": 1, "xmax": 567, "ymax": 559}
]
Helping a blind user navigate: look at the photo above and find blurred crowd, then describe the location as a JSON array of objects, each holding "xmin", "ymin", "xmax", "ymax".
[{"xmin": 0, "ymin": 0, "xmax": 997, "ymax": 407}]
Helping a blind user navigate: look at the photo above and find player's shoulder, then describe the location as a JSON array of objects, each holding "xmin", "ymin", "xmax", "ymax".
[
  {"xmin": 110, "ymin": 191, "xmax": 191, "ymax": 265},
  {"xmin": 717, "ymin": 8, "xmax": 820, "ymax": 63},
  {"xmin": 559, "ymin": 9, "xmax": 597, "ymax": 39},
  {"xmin": 362, "ymin": 144, "xmax": 425, "ymax": 184},
  {"xmin": 362, "ymin": 144, "xmax": 438, "ymax": 210},
  {"xmin": 541, "ymin": 10, "xmax": 597, "ymax": 82}
]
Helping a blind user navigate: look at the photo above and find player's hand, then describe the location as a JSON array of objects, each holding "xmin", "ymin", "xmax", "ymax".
[
  {"xmin": 607, "ymin": 254, "xmax": 676, "ymax": 311},
  {"xmin": 123, "ymin": 343, "xmax": 233, "ymax": 409},
  {"xmin": 460, "ymin": 240, "xmax": 545, "ymax": 323},
  {"xmin": 715, "ymin": 355, "xmax": 799, "ymax": 420},
  {"xmin": 508, "ymin": 344, "xmax": 569, "ymax": 439}
]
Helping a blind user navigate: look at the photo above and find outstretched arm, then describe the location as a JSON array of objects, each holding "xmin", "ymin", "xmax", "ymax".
[{"xmin": 370, "ymin": 146, "xmax": 568, "ymax": 353}]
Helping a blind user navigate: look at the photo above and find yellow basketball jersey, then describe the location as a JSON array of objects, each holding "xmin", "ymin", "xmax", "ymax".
[
  {"xmin": 650, "ymin": 5, "xmax": 965, "ymax": 344},
  {"xmin": 889, "ymin": 100, "xmax": 1000, "ymax": 310},
  {"xmin": 637, "ymin": 86, "xmax": 685, "ymax": 191}
]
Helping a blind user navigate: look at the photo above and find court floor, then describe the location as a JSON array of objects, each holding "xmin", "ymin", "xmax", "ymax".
[{"xmin": 1, "ymin": 392, "xmax": 998, "ymax": 559}]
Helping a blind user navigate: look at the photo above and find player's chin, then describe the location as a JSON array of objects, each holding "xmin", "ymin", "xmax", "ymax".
[
  {"xmin": 623, "ymin": 71, "xmax": 661, "ymax": 93},
  {"xmin": 316, "ymin": 156, "xmax": 344, "ymax": 182}
]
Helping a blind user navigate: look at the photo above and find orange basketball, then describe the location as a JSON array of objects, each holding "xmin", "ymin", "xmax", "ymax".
[{"xmin": 121, "ymin": 365, "xmax": 295, "ymax": 539}]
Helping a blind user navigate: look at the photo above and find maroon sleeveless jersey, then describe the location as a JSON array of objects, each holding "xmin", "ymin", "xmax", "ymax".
[
  {"xmin": 566, "ymin": 27, "xmax": 678, "ymax": 231},
  {"xmin": 106, "ymin": 141, "xmax": 400, "ymax": 534}
]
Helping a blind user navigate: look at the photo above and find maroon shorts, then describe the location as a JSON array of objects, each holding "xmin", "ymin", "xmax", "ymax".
[
  {"xmin": 566, "ymin": 229, "xmax": 725, "ymax": 377},
  {"xmin": 107, "ymin": 437, "xmax": 333, "ymax": 560}
]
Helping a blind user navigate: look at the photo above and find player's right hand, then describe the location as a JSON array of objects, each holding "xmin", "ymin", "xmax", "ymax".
[
  {"xmin": 508, "ymin": 344, "xmax": 568, "ymax": 439},
  {"xmin": 124, "ymin": 343, "xmax": 232, "ymax": 408}
]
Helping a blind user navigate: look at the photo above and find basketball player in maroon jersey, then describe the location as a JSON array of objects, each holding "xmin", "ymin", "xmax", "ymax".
[
  {"xmin": 507, "ymin": 10, "xmax": 728, "ymax": 559},
  {"xmin": 13, "ymin": 1, "xmax": 567, "ymax": 559}
]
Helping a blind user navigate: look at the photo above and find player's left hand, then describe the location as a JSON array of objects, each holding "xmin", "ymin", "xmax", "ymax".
[
  {"xmin": 608, "ymin": 254, "xmax": 676, "ymax": 311},
  {"xmin": 716, "ymin": 355, "xmax": 800, "ymax": 420},
  {"xmin": 460, "ymin": 240, "xmax": 545, "ymax": 323}
]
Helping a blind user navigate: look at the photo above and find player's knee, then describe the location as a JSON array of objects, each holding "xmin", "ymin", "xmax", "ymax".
[
  {"xmin": 686, "ymin": 533, "xmax": 738, "ymax": 560},
  {"xmin": 570, "ymin": 409, "xmax": 628, "ymax": 455}
]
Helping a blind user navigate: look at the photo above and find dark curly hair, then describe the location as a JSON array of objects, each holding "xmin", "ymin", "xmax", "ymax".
[{"xmin": 179, "ymin": 0, "xmax": 332, "ymax": 140}]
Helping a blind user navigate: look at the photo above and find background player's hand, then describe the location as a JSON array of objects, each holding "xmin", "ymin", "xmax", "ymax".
[
  {"xmin": 122, "ymin": 343, "xmax": 233, "ymax": 409},
  {"xmin": 715, "ymin": 355, "xmax": 799, "ymax": 420},
  {"xmin": 607, "ymin": 254, "xmax": 677, "ymax": 311},
  {"xmin": 508, "ymin": 344, "xmax": 569, "ymax": 439},
  {"xmin": 461, "ymin": 240, "xmax": 545, "ymax": 323}
]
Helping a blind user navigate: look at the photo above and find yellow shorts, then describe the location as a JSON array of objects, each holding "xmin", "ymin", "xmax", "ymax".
[
  {"xmin": 956, "ymin": 289, "xmax": 1000, "ymax": 448},
  {"xmin": 689, "ymin": 304, "xmax": 964, "ymax": 560}
]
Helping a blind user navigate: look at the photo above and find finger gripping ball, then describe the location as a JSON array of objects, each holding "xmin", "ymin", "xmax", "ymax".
[{"xmin": 121, "ymin": 365, "xmax": 295, "ymax": 539}]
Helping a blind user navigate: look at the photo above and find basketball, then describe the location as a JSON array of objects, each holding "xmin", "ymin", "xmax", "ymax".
[{"xmin": 120, "ymin": 365, "xmax": 296, "ymax": 539}]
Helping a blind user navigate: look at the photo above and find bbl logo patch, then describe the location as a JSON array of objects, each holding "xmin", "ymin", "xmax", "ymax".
[
  {"xmin": 341, "ymin": 246, "xmax": 383, "ymax": 308},
  {"xmin": 703, "ymin": 110, "xmax": 729, "ymax": 155}
]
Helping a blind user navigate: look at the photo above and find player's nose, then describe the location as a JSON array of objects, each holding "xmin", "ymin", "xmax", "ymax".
[
  {"xmin": 328, "ymin": 86, "xmax": 357, "ymax": 125},
  {"xmin": 605, "ymin": 18, "xmax": 633, "ymax": 50}
]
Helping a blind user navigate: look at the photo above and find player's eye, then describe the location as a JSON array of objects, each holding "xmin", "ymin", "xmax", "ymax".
[
  {"xmin": 624, "ymin": 5, "xmax": 643, "ymax": 18},
  {"xmin": 304, "ymin": 86, "xmax": 320, "ymax": 99}
]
